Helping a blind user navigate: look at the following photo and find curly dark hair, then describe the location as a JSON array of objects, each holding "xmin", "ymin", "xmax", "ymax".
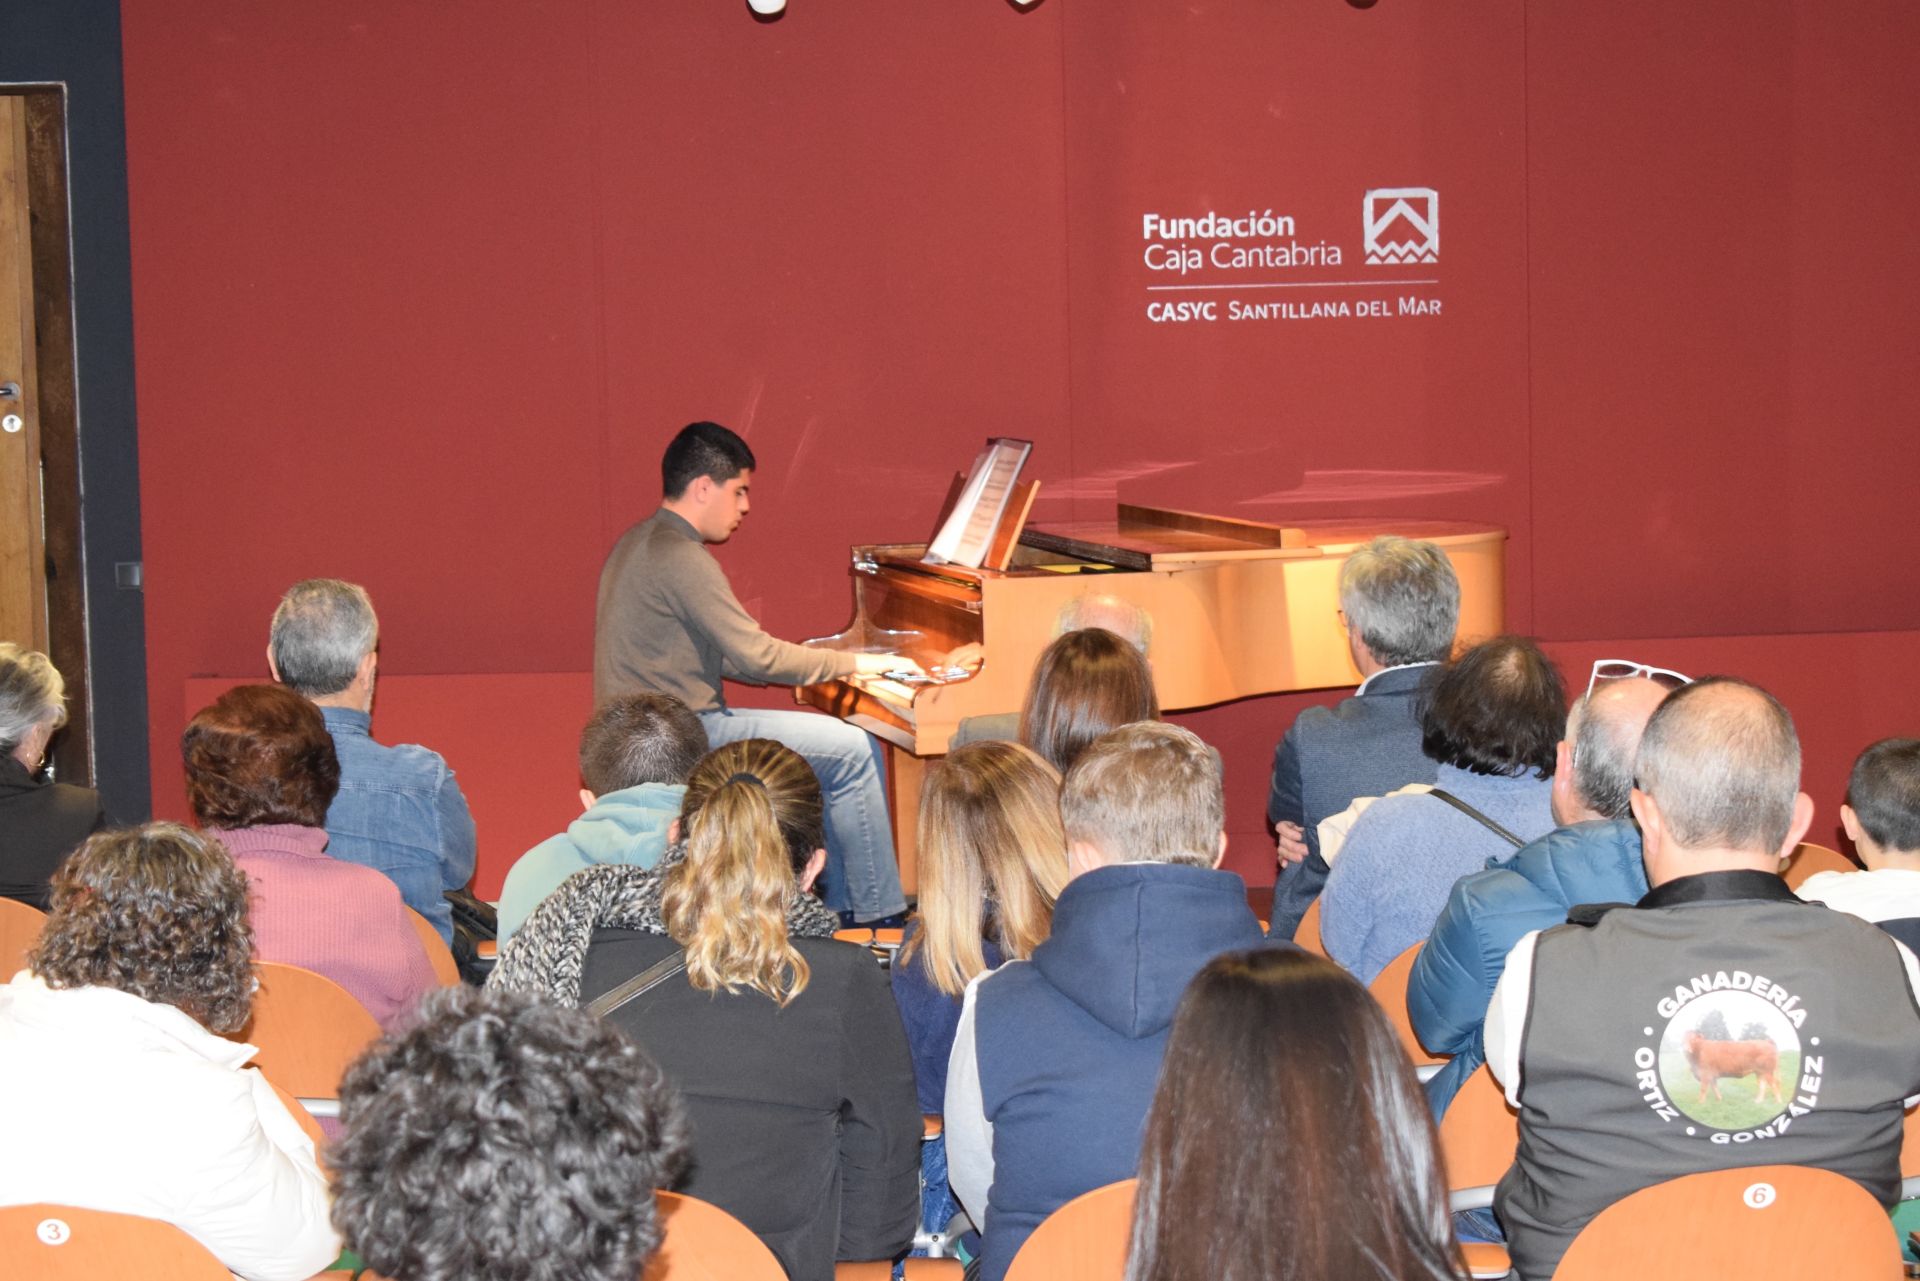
[
  {"xmin": 330, "ymin": 988, "xmax": 691, "ymax": 1281},
  {"xmin": 182, "ymin": 683, "xmax": 340, "ymax": 828},
  {"xmin": 1419, "ymin": 634, "xmax": 1566, "ymax": 780},
  {"xmin": 29, "ymin": 823, "xmax": 256, "ymax": 1033}
]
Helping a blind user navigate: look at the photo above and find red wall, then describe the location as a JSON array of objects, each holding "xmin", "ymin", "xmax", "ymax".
[{"xmin": 119, "ymin": 1, "xmax": 1920, "ymax": 891}]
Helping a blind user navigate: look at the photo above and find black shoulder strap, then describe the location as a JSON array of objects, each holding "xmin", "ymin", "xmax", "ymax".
[
  {"xmin": 1426, "ymin": 788, "xmax": 1526, "ymax": 848},
  {"xmin": 585, "ymin": 947, "xmax": 688, "ymax": 1020}
]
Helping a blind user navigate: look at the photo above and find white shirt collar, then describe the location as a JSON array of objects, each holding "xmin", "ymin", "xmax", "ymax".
[
  {"xmin": 1357, "ymin": 660, "xmax": 1439, "ymax": 696},
  {"xmin": 2, "ymin": 971, "xmax": 259, "ymax": 1069}
]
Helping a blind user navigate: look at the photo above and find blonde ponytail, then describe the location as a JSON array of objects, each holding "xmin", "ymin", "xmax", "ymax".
[{"xmin": 662, "ymin": 741, "xmax": 820, "ymax": 1005}]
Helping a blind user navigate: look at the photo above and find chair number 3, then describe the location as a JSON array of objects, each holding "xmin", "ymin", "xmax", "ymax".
[{"xmin": 36, "ymin": 1216, "xmax": 73, "ymax": 1245}]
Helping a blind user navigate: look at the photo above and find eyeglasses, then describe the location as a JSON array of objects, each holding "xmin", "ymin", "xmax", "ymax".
[{"xmin": 1585, "ymin": 658, "xmax": 1692, "ymax": 700}]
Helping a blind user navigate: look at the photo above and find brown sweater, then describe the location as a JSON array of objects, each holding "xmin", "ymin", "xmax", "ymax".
[{"xmin": 593, "ymin": 508, "xmax": 856, "ymax": 712}]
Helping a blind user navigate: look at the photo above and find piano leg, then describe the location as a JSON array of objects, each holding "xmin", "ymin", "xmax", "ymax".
[{"xmin": 884, "ymin": 745, "xmax": 927, "ymax": 899}]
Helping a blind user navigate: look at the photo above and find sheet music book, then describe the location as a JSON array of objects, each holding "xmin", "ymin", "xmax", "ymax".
[{"xmin": 924, "ymin": 437, "xmax": 1033, "ymax": 568}]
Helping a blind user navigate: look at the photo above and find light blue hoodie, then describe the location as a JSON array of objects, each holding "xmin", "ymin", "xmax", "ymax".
[{"xmin": 496, "ymin": 782, "xmax": 685, "ymax": 942}]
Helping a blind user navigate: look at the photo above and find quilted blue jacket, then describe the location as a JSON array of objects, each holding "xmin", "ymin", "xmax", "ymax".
[{"xmin": 1406, "ymin": 818, "xmax": 1647, "ymax": 1114}]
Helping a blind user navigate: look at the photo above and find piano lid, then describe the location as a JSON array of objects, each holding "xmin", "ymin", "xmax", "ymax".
[{"xmin": 1019, "ymin": 504, "xmax": 1315, "ymax": 570}]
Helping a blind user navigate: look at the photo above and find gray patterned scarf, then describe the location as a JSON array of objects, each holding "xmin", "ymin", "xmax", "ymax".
[{"xmin": 486, "ymin": 843, "xmax": 841, "ymax": 1007}]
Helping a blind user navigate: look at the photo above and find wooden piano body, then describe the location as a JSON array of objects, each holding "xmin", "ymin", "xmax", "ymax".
[{"xmin": 797, "ymin": 506, "xmax": 1506, "ymax": 890}]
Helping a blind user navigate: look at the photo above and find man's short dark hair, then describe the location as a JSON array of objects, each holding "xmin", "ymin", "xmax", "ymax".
[
  {"xmin": 1420, "ymin": 635, "xmax": 1566, "ymax": 780},
  {"xmin": 1848, "ymin": 738, "xmax": 1920, "ymax": 853},
  {"xmin": 1635, "ymin": 677, "xmax": 1800, "ymax": 855},
  {"xmin": 330, "ymin": 987, "xmax": 690, "ymax": 1281},
  {"xmin": 581, "ymin": 693, "xmax": 708, "ymax": 796},
  {"xmin": 662, "ymin": 421, "xmax": 755, "ymax": 499}
]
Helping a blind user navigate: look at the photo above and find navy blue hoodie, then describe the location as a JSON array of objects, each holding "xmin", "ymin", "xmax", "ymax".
[{"xmin": 967, "ymin": 862, "xmax": 1264, "ymax": 1281}]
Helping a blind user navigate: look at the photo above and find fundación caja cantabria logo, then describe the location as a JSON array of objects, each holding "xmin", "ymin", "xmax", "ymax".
[{"xmin": 1364, "ymin": 188, "xmax": 1439, "ymax": 265}]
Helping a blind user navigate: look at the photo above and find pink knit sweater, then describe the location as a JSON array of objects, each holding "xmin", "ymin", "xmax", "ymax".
[{"xmin": 214, "ymin": 824, "xmax": 440, "ymax": 1028}]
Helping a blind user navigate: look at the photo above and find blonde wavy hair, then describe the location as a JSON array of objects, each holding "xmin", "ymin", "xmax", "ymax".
[
  {"xmin": 661, "ymin": 739, "xmax": 822, "ymax": 1006},
  {"xmin": 901, "ymin": 740, "xmax": 1070, "ymax": 997}
]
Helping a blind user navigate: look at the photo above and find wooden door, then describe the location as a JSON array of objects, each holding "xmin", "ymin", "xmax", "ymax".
[{"xmin": 0, "ymin": 93, "xmax": 47, "ymax": 650}]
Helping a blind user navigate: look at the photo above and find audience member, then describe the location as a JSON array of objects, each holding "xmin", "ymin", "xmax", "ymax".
[
  {"xmin": 1125, "ymin": 948, "xmax": 1463, "ymax": 1281},
  {"xmin": 949, "ymin": 594, "xmax": 1154, "ymax": 747},
  {"xmin": 1410, "ymin": 664, "xmax": 1677, "ymax": 1113},
  {"xmin": 0, "ymin": 824, "xmax": 339, "ymax": 1280},
  {"xmin": 1017, "ymin": 627, "xmax": 1159, "ymax": 775},
  {"xmin": 1798, "ymin": 738, "xmax": 1920, "ymax": 949},
  {"xmin": 1486, "ymin": 678, "xmax": 1920, "ymax": 1279},
  {"xmin": 270, "ymin": 578, "xmax": 477, "ymax": 944},
  {"xmin": 1320, "ymin": 635, "xmax": 1564, "ymax": 985},
  {"xmin": 496, "ymin": 691, "xmax": 708, "ymax": 942},
  {"xmin": 1267, "ymin": 535, "xmax": 1460, "ymax": 940},
  {"xmin": 489, "ymin": 738, "xmax": 918, "ymax": 1281},
  {"xmin": 183, "ymin": 683, "xmax": 438, "ymax": 1026},
  {"xmin": 0, "ymin": 643, "xmax": 105, "ymax": 910},
  {"xmin": 945, "ymin": 722, "xmax": 1263, "ymax": 1281},
  {"xmin": 893, "ymin": 740, "xmax": 1070, "ymax": 1113},
  {"xmin": 329, "ymin": 986, "xmax": 690, "ymax": 1281}
]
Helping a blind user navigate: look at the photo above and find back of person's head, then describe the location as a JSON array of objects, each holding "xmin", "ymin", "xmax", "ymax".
[
  {"xmin": 269, "ymin": 578, "xmax": 378, "ymax": 698},
  {"xmin": 580, "ymin": 693, "xmax": 707, "ymax": 796},
  {"xmin": 30, "ymin": 823, "xmax": 255, "ymax": 1034},
  {"xmin": 330, "ymin": 987, "xmax": 689, "ymax": 1281},
  {"xmin": 662, "ymin": 738, "xmax": 822, "ymax": 1005},
  {"xmin": 1848, "ymin": 739, "xmax": 1920, "ymax": 854},
  {"xmin": 1635, "ymin": 677, "xmax": 1801, "ymax": 855},
  {"xmin": 1055, "ymin": 594, "xmax": 1154, "ymax": 654},
  {"xmin": 1566, "ymin": 676, "xmax": 1672, "ymax": 819},
  {"xmin": 1061, "ymin": 722, "xmax": 1221, "ymax": 868},
  {"xmin": 906, "ymin": 740, "xmax": 1069, "ymax": 997},
  {"xmin": 182, "ymin": 683, "xmax": 341, "ymax": 829},
  {"xmin": 1338, "ymin": 536, "xmax": 1461, "ymax": 668},
  {"xmin": 661, "ymin": 421, "xmax": 755, "ymax": 499},
  {"xmin": 1127, "ymin": 949, "xmax": 1461, "ymax": 1281},
  {"xmin": 1019, "ymin": 627, "xmax": 1160, "ymax": 775},
  {"xmin": 0, "ymin": 643, "xmax": 68, "ymax": 757},
  {"xmin": 1420, "ymin": 634, "xmax": 1566, "ymax": 780}
]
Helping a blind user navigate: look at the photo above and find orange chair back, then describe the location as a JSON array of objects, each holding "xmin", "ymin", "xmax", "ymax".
[
  {"xmin": 1003, "ymin": 1178, "xmax": 1136, "ymax": 1281},
  {"xmin": 1903, "ymin": 1104, "xmax": 1920, "ymax": 1179},
  {"xmin": 405, "ymin": 907, "xmax": 462, "ymax": 987},
  {"xmin": 1294, "ymin": 897, "xmax": 1327, "ymax": 956},
  {"xmin": 0, "ymin": 895, "xmax": 46, "ymax": 979},
  {"xmin": 1366, "ymin": 944, "xmax": 1445, "ymax": 1067},
  {"xmin": 1555, "ymin": 1163, "xmax": 1902, "ymax": 1280},
  {"xmin": 0, "ymin": 1203, "xmax": 231, "ymax": 1279},
  {"xmin": 642, "ymin": 1190, "xmax": 785, "ymax": 1281},
  {"xmin": 1438, "ymin": 1066, "xmax": 1520, "ymax": 1192},
  {"xmin": 1782, "ymin": 841, "xmax": 1854, "ymax": 890},
  {"xmin": 226, "ymin": 961, "xmax": 382, "ymax": 1099}
]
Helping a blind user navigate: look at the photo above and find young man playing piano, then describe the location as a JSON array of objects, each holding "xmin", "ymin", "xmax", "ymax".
[{"xmin": 593, "ymin": 421, "xmax": 918, "ymax": 924}]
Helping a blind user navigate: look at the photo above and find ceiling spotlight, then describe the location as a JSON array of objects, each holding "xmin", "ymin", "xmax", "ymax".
[{"xmin": 748, "ymin": 0, "xmax": 786, "ymax": 15}]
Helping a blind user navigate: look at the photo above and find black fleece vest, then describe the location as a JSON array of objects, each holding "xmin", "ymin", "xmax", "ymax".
[{"xmin": 1498, "ymin": 881, "xmax": 1920, "ymax": 1279}]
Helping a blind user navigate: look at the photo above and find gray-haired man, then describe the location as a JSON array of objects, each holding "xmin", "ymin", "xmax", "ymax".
[
  {"xmin": 1409, "ymin": 667, "xmax": 1677, "ymax": 1115},
  {"xmin": 269, "ymin": 578, "xmax": 476, "ymax": 943},
  {"xmin": 1485, "ymin": 678, "xmax": 1920, "ymax": 1279},
  {"xmin": 1266, "ymin": 535, "xmax": 1460, "ymax": 940}
]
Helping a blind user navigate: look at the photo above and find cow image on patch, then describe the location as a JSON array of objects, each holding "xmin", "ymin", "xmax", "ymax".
[{"xmin": 1635, "ymin": 973, "xmax": 1819, "ymax": 1143}]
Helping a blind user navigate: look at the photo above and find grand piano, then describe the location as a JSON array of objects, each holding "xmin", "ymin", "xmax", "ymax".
[{"xmin": 798, "ymin": 504, "xmax": 1506, "ymax": 888}]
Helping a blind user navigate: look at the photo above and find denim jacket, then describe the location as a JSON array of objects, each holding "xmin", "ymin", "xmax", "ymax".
[{"xmin": 319, "ymin": 707, "xmax": 477, "ymax": 943}]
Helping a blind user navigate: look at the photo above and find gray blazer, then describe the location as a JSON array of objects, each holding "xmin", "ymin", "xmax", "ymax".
[{"xmin": 1264, "ymin": 664, "xmax": 1438, "ymax": 940}]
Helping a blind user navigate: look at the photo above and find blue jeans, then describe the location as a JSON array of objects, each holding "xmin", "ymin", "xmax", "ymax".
[{"xmin": 697, "ymin": 706, "xmax": 907, "ymax": 920}]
